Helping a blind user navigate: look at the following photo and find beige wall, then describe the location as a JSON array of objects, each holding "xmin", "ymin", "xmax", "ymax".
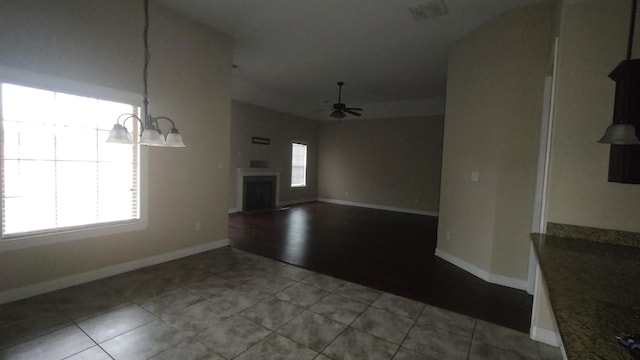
[
  {"xmin": 546, "ymin": 0, "xmax": 640, "ymax": 232},
  {"xmin": 438, "ymin": 1, "xmax": 553, "ymax": 279},
  {"xmin": 318, "ymin": 116, "xmax": 444, "ymax": 213},
  {"xmin": 229, "ymin": 101, "xmax": 318, "ymax": 209},
  {"xmin": 0, "ymin": 0, "xmax": 232, "ymax": 292}
]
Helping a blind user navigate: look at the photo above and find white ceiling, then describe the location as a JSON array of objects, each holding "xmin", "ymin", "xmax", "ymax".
[{"xmin": 158, "ymin": 0, "xmax": 537, "ymax": 120}]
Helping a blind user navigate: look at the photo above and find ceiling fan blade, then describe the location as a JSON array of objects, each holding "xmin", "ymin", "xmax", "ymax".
[
  {"xmin": 343, "ymin": 109, "xmax": 361, "ymax": 116},
  {"xmin": 345, "ymin": 107, "xmax": 363, "ymax": 111}
]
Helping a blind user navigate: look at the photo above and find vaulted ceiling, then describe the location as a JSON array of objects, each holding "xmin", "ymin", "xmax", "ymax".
[{"xmin": 158, "ymin": 0, "xmax": 538, "ymax": 119}]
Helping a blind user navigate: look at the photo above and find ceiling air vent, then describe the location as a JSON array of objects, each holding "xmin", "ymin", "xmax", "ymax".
[{"xmin": 408, "ymin": 0, "xmax": 449, "ymax": 21}]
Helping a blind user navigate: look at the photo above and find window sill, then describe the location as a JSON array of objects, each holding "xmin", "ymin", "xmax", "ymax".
[{"xmin": 0, "ymin": 220, "xmax": 148, "ymax": 251}]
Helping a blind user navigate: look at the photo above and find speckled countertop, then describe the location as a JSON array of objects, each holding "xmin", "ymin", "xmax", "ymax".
[{"xmin": 531, "ymin": 233, "xmax": 640, "ymax": 359}]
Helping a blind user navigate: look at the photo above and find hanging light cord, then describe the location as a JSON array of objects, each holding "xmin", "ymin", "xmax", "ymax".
[
  {"xmin": 143, "ymin": 0, "xmax": 150, "ymax": 125},
  {"xmin": 627, "ymin": 0, "xmax": 637, "ymax": 60}
]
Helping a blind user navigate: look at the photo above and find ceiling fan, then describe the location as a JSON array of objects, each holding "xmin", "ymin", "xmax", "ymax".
[{"xmin": 327, "ymin": 81, "xmax": 363, "ymax": 119}]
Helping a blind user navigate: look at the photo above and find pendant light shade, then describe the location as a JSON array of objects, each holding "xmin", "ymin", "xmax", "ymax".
[
  {"xmin": 140, "ymin": 128, "xmax": 165, "ymax": 146},
  {"xmin": 165, "ymin": 129, "xmax": 186, "ymax": 147},
  {"xmin": 598, "ymin": 123, "xmax": 640, "ymax": 145},
  {"xmin": 106, "ymin": 124, "xmax": 133, "ymax": 144}
]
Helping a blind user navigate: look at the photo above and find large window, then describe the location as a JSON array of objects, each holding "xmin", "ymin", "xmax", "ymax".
[
  {"xmin": 1, "ymin": 82, "xmax": 141, "ymax": 242},
  {"xmin": 291, "ymin": 142, "xmax": 307, "ymax": 187}
]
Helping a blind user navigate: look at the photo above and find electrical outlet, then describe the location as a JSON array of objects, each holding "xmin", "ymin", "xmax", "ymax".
[
  {"xmin": 446, "ymin": 230, "xmax": 451, "ymax": 240},
  {"xmin": 194, "ymin": 222, "xmax": 201, "ymax": 232}
]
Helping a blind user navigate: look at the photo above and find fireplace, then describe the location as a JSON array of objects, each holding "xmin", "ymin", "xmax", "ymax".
[
  {"xmin": 236, "ymin": 168, "xmax": 280, "ymax": 212},
  {"xmin": 243, "ymin": 176, "xmax": 276, "ymax": 212}
]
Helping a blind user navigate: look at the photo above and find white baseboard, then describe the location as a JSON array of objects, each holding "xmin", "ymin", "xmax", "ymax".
[
  {"xmin": 279, "ymin": 198, "xmax": 317, "ymax": 207},
  {"xmin": 434, "ymin": 248, "xmax": 529, "ymax": 291},
  {"xmin": 530, "ymin": 325, "xmax": 563, "ymax": 348},
  {"xmin": 0, "ymin": 239, "xmax": 230, "ymax": 305},
  {"xmin": 317, "ymin": 198, "xmax": 438, "ymax": 216},
  {"xmin": 228, "ymin": 198, "xmax": 317, "ymax": 214},
  {"xmin": 489, "ymin": 272, "xmax": 529, "ymax": 291}
]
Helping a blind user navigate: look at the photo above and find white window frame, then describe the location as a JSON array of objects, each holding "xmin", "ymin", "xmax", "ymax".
[
  {"xmin": 0, "ymin": 65, "xmax": 148, "ymax": 251},
  {"xmin": 291, "ymin": 142, "xmax": 307, "ymax": 188}
]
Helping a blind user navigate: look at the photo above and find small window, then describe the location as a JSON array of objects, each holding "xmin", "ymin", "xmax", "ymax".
[
  {"xmin": 1, "ymin": 82, "xmax": 141, "ymax": 240},
  {"xmin": 291, "ymin": 142, "xmax": 307, "ymax": 187}
]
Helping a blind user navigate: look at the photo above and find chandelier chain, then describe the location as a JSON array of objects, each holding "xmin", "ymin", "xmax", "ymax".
[
  {"xmin": 143, "ymin": 0, "xmax": 150, "ymax": 119},
  {"xmin": 627, "ymin": 0, "xmax": 637, "ymax": 60}
]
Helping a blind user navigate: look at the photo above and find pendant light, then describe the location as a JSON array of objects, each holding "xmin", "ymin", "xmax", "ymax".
[
  {"xmin": 106, "ymin": 0, "xmax": 185, "ymax": 147},
  {"xmin": 598, "ymin": 0, "xmax": 640, "ymax": 145}
]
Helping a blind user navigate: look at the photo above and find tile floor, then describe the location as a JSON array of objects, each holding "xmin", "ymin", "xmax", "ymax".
[{"xmin": 0, "ymin": 246, "xmax": 563, "ymax": 360}]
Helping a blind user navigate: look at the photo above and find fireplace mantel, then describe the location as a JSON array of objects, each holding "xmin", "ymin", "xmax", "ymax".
[{"xmin": 236, "ymin": 168, "xmax": 280, "ymax": 212}]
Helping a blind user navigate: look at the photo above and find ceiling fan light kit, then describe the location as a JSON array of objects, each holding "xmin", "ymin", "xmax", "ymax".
[{"xmin": 330, "ymin": 110, "xmax": 346, "ymax": 119}]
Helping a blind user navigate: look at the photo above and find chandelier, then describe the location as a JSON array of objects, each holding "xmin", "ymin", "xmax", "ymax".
[{"xmin": 106, "ymin": 0, "xmax": 185, "ymax": 147}]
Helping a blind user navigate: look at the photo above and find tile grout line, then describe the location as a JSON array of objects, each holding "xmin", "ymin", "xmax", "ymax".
[
  {"xmin": 392, "ymin": 302, "xmax": 426, "ymax": 358},
  {"xmin": 228, "ymin": 268, "xmax": 315, "ymax": 359},
  {"xmin": 238, "ymin": 250, "xmax": 352, "ymax": 357},
  {"xmin": 308, "ymin": 281, "xmax": 376, "ymax": 358},
  {"xmin": 466, "ymin": 321, "xmax": 478, "ymax": 360},
  {"xmin": 64, "ymin": 313, "xmax": 114, "ymax": 360},
  {"xmin": 30, "ymin": 293, "xmax": 105, "ymax": 359},
  {"xmin": 229, "ymin": 257, "xmax": 356, "ymax": 358}
]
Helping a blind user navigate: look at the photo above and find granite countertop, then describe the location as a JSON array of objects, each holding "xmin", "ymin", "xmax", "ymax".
[{"xmin": 531, "ymin": 233, "xmax": 640, "ymax": 359}]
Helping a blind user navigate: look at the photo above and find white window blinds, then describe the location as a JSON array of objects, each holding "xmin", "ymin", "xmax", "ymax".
[
  {"xmin": 291, "ymin": 142, "xmax": 307, "ymax": 187},
  {"xmin": 1, "ymin": 83, "xmax": 140, "ymax": 237}
]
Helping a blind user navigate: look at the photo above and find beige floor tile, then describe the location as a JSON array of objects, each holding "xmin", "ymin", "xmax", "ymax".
[
  {"xmin": 235, "ymin": 333, "xmax": 317, "ymax": 360},
  {"xmin": 309, "ymin": 293, "xmax": 368, "ymax": 325},
  {"xmin": 0, "ymin": 326, "xmax": 94, "ymax": 360},
  {"xmin": 322, "ymin": 327, "xmax": 398, "ymax": 360},
  {"xmin": 277, "ymin": 310, "xmax": 346, "ymax": 352},
  {"xmin": 195, "ymin": 315, "xmax": 271, "ymax": 359},
  {"xmin": 403, "ymin": 322, "xmax": 471, "ymax": 360},
  {"xmin": 78, "ymin": 304, "xmax": 156, "ymax": 343},
  {"xmin": 241, "ymin": 297, "xmax": 305, "ymax": 330},
  {"xmin": 372, "ymin": 293, "xmax": 425, "ymax": 320},
  {"xmin": 351, "ymin": 307, "xmax": 415, "ymax": 344}
]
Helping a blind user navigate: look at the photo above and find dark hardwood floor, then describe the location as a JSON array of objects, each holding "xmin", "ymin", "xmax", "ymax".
[{"xmin": 229, "ymin": 201, "xmax": 533, "ymax": 333}]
